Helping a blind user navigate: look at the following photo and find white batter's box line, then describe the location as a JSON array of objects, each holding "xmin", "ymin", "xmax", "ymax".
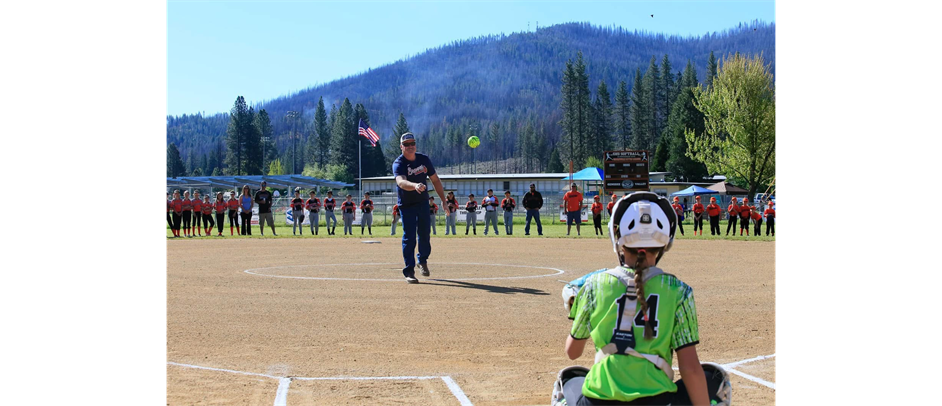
[
  {"xmin": 167, "ymin": 362, "xmax": 473, "ymax": 406},
  {"xmin": 669, "ymin": 353, "xmax": 776, "ymax": 390}
]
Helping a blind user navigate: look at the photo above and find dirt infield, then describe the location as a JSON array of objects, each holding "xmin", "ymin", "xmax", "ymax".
[{"xmin": 168, "ymin": 237, "xmax": 775, "ymax": 405}]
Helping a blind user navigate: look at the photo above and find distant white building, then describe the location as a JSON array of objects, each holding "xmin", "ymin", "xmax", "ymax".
[{"xmin": 359, "ymin": 171, "xmax": 711, "ymax": 199}]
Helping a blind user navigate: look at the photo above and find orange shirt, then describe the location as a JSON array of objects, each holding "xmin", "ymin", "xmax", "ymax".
[
  {"xmin": 192, "ymin": 199, "xmax": 203, "ymax": 212},
  {"xmin": 227, "ymin": 198, "xmax": 239, "ymax": 211},
  {"xmin": 591, "ymin": 202, "xmax": 603, "ymax": 215},
  {"xmin": 739, "ymin": 205, "xmax": 753, "ymax": 217},
  {"xmin": 606, "ymin": 201, "xmax": 615, "ymax": 215},
  {"xmin": 214, "ymin": 200, "xmax": 227, "ymax": 213},
  {"xmin": 171, "ymin": 198, "xmax": 183, "ymax": 213},
  {"xmin": 671, "ymin": 203, "xmax": 683, "ymax": 217},
  {"xmin": 727, "ymin": 204, "xmax": 738, "ymax": 216},
  {"xmin": 563, "ymin": 191, "xmax": 583, "ymax": 212},
  {"xmin": 201, "ymin": 201, "xmax": 213, "ymax": 215},
  {"xmin": 693, "ymin": 203, "xmax": 704, "ymax": 214},
  {"xmin": 706, "ymin": 203, "xmax": 721, "ymax": 217},
  {"xmin": 392, "ymin": 204, "xmax": 399, "ymax": 216},
  {"xmin": 181, "ymin": 198, "xmax": 193, "ymax": 212},
  {"xmin": 752, "ymin": 211, "xmax": 762, "ymax": 221},
  {"xmin": 764, "ymin": 208, "xmax": 776, "ymax": 218}
]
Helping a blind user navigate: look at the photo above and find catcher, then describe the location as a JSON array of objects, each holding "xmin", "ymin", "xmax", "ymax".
[{"xmin": 553, "ymin": 192, "xmax": 731, "ymax": 406}]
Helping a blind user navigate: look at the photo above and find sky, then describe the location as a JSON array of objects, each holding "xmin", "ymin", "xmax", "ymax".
[{"xmin": 168, "ymin": 0, "xmax": 775, "ymax": 116}]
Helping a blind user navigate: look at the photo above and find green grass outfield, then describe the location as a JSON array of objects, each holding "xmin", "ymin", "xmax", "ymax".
[{"xmin": 168, "ymin": 215, "xmax": 775, "ymax": 242}]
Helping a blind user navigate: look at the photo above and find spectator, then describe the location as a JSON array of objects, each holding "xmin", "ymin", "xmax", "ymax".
[
  {"xmin": 561, "ymin": 183, "xmax": 585, "ymax": 236},
  {"xmin": 501, "ymin": 191, "xmax": 516, "ymax": 235},
  {"xmin": 239, "ymin": 185, "xmax": 253, "ymax": 236},
  {"xmin": 254, "ymin": 181, "xmax": 276, "ymax": 236},
  {"xmin": 522, "ymin": 183, "xmax": 544, "ymax": 236}
]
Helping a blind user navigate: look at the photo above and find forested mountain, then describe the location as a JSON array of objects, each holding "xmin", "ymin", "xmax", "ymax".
[{"xmin": 167, "ymin": 20, "xmax": 773, "ymax": 177}]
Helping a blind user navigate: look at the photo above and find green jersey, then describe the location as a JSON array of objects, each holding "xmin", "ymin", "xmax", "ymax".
[{"xmin": 569, "ymin": 266, "xmax": 699, "ymax": 402}]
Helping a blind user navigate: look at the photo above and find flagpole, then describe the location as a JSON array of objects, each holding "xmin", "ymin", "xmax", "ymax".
[{"xmin": 358, "ymin": 136, "xmax": 362, "ymax": 201}]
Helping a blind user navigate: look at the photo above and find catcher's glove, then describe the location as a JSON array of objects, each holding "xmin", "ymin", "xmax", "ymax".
[{"xmin": 702, "ymin": 362, "xmax": 732, "ymax": 406}]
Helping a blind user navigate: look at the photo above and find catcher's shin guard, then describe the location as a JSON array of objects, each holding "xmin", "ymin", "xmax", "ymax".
[
  {"xmin": 702, "ymin": 362, "xmax": 733, "ymax": 406},
  {"xmin": 550, "ymin": 366, "xmax": 589, "ymax": 406}
]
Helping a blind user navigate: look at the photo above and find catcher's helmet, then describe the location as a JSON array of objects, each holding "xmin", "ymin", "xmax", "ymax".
[
  {"xmin": 608, "ymin": 192, "xmax": 676, "ymax": 265},
  {"xmin": 702, "ymin": 362, "xmax": 733, "ymax": 406}
]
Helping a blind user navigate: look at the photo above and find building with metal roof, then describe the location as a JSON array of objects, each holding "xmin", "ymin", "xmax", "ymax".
[{"xmin": 166, "ymin": 175, "xmax": 353, "ymax": 195}]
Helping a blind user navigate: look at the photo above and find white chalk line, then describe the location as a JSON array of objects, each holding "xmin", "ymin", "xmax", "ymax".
[
  {"xmin": 442, "ymin": 376, "xmax": 474, "ymax": 406},
  {"xmin": 169, "ymin": 361, "xmax": 473, "ymax": 406},
  {"xmin": 668, "ymin": 353, "xmax": 776, "ymax": 390},
  {"xmin": 273, "ymin": 377, "xmax": 290, "ymax": 406},
  {"xmin": 244, "ymin": 262, "xmax": 566, "ymax": 281}
]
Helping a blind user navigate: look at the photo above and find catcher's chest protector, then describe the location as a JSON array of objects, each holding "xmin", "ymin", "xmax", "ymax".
[{"xmin": 596, "ymin": 267, "xmax": 675, "ymax": 381}]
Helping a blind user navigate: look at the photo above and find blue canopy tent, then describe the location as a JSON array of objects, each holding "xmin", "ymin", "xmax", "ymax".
[
  {"xmin": 561, "ymin": 167, "xmax": 603, "ymax": 196},
  {"xmin": 670, "ymin": 185, "xmax": 717, "ymax": 197}
]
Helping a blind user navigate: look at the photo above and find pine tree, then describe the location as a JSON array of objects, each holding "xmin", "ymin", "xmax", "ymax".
[
  {"xmin": 629, "ymin": 68, "xmax": 650, "ymax": 150},
  {"xmin": 225, "ymin": 96, "xmax": 251, "ymax": 175},
  {"xmin": 681, "ymin": 60, "xmax": 699, "ymax": 89},
  {"xmin": 665, "ymin": 87, "xmax": 709, "ymax": 181},
  {"xmin": 386, "ymin": 112, "xmax": 410, "ymax": 170},
  {"xmin": 651, "ymin": 134, "xmax": 670, "ymax": 172},
  {"xmin": 574, "ymin": 52, "xmax": 591, "ymax": 165},
  {"xmin": 660, "ymin": 54, "xmax": 675, "ymax": 128},
  {"xmin": 330, "ymin": 98, "xmax": 356, "ymax": 179},
  {"xmin": 547, "ymin": 146, "xmax": 564, "ymax": 173},
  {"xmin": 186, "ymin": 148, "xmax": 197, "ymax": 175},
  {"xmin": 613, "ymin": 80, "xmax": 631, "ymax": 149},
  {"xmin": 167, "ymin": 142, "xmax": 185, "ymax": 177},
  {"xmin": 706, "ymin": 51, "xmax": 718, "ymax": 89},
  {"xmin": 488, "ymin": 121, "xmax": 501, "ymax": 163},
  {"xmin": 314, "ymin": 97, "xmax": 330, "ymax": 166},
  {"xmin": 642, "ymin": 56, "xmax": 661, "ymax": 150},
  {"xmin": 244, "ymin": 107, "xmax": 263, "ymax": 175},
  {"xmin": 254, "ymin": 109, "xmax": 272, "ymax": 173},
  {"xmin": 592, "ymin": 80, "xmax": 613, "ymax": 157},
  {"xmin": 559, "ymin": 60, "xmax": 577, "ymax": 167}
]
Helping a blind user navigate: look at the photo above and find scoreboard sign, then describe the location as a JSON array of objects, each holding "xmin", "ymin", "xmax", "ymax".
[{"xmin": 603, "ymin": 150, "xmax": 650, "ymax": 192}]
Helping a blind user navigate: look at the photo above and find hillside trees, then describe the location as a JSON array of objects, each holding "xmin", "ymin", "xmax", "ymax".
[{"xmin": 167, "ymin": 143, "xmax": 185, "ymax": 177}]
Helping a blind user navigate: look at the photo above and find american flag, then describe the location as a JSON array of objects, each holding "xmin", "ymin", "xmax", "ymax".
[{"xmin": 358, "ymin": 119, "xmax": 379, "ymax": 147}]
